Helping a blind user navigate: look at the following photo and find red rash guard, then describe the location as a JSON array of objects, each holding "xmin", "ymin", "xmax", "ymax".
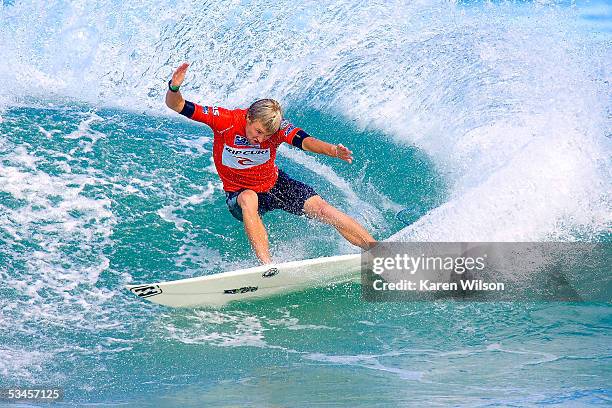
[{"xmin": 180, "ymin": 102, "xmax": 306, "ymax": 193}]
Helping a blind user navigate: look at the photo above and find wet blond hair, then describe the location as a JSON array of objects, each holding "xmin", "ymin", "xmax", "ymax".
[{"xmin": 247, "ymin": 99, "xmax": 283, "ymax": 134}]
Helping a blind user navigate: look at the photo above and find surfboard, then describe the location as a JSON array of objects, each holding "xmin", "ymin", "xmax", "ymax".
[{"xmin": 125, "ymin": 253, "xmax": 362, "ymax": 308}]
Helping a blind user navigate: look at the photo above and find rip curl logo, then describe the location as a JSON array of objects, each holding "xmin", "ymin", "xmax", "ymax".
[
  {"xmin": 130, "ymin": 285, "xmax": 162, "ymax": 298},
  {"xmin": 262, "ymin": 268, "xmax": 279, "ymax": 278},
  {"xmin": 221, "ymin": 144, "xmax": 270, "ymax": 169},
  {"xmin": 237, "ymin": 157, "xmax": 255, "ymax": 166},
  {"xmin": 213, "ymin": 106, "xmax": 220, "ymax": 116}
]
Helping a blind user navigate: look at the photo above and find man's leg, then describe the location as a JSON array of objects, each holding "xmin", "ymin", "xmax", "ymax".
[
  {"xmin": 237, "ymin": 190, "xmax": 273, "ymax": 264},
  {"xmin": 303, "ymin": 195, "xmax": 376, "ymax": 250}
]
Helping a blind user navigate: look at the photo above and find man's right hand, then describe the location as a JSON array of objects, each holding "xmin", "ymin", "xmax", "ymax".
[
  {"xmin": 171, "ymin": 62, "xmax": 190, "ymax": 87},
  {"xmin": 166, "ymin": 62, "xmax": 189, "ymax": 112}
]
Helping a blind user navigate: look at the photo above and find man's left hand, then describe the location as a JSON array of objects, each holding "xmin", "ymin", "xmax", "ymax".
[{"xmin": 335, "ymin": 143, "xmax": 353, "ymax": 164}]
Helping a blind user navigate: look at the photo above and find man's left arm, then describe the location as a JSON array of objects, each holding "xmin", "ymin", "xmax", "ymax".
[
  {"xmin": 281, "ymin": 121, "xmax": 353, "ymax": 164},
  {"xmin": 302, "ymin": 137, "xmax": 353, "ymax": 164}
]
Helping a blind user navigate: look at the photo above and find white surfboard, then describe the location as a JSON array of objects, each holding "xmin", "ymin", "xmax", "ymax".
[{"xmin": 125, "ymin": 254, "xmax": 362, "ymax": 308}]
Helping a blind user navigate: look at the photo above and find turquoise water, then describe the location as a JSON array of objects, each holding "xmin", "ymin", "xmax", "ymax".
[{"xmin": 1, "ymin": 0, "xmax": 611, "ymax": 406}]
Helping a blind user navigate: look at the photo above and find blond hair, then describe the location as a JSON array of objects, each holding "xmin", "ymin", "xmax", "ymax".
[{"xmin": 247, "ymin": 99, "xmax": 283, "ymax": 133}]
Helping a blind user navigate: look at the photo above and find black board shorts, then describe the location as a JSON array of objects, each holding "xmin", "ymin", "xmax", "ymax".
[{"xmin": 225, "ymin": 169, "xmax": 318, "ymax": 222}]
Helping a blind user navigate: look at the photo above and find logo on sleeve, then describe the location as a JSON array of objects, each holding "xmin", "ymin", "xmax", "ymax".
[
  {"xmin": 203, "ymin": 106, "xmax": 209, "ymax": 114},
  {"xmin": 284, "ymin": 124, "xmax": 296, "ymax": 136},
  {"xmin": 213, "ymin": 106, "xmax": 220, "ymax": 116}
]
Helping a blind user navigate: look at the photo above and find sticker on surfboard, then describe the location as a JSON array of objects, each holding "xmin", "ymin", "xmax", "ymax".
[{"xmin": 129, "ymin": 284, "xmax": 163, "ymax": 298}]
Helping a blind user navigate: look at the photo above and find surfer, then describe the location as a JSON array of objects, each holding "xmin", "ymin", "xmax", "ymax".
[{"xmin": 165, "ymin": 62, "xmax": 376, "ymax": 264}]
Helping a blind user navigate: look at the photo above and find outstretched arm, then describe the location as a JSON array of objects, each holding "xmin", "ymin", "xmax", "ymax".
[
  {"xmin": 302, "ymin": 137, "xmax": 353, "ymax": 164},
  {"xmin": 165, "ymin": 62, "xmax": 189, "ymax": 113}
]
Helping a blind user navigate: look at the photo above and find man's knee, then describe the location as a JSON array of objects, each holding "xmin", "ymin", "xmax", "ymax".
[
  {"xmin": 237, "ymin": 190, "xmax": 259, "ymax": 214},
  {"xmin": 318, "ymin": 202, "xmax": 337, "ymax": 220},
  {"xmin": 305, "ymin": 196, "xmax": 335, "ymax": 220}
]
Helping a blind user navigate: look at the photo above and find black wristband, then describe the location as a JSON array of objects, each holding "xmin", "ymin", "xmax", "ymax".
[
  {"xmin": 292, "ymin": 129, "xmax": 311, "ymax": 150},
  {"xmin": 168, "ymin": 80, "xmax": 180, "ymax": 92},
  {"xmin": 179, "ymin": 101, "xmax": 195, "ymax": 118}
]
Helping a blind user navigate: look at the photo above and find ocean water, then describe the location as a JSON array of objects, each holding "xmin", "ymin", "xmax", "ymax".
[{"xmin": 0, "ymin": 0, "xmax": 610, "ymax": 406}]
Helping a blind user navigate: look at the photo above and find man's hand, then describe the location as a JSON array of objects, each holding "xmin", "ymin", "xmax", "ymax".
[
  {"xmin": 166, "ymin": 62, "xmax": 189, "ymax": 112},
  {"xmin": 334, "ymin": 143, "xmax": 353, "ymax": 164},
  {"xmin": 171, "ymin": 62, "xmax": 190, "ymax": 87}
]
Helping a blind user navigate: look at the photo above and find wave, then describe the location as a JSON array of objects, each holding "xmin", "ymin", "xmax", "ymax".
[{"xmin": 0, "ymin": 0, "xmax": 609, "ymax": 243}]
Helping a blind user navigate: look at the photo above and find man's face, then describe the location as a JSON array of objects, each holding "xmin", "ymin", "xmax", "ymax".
[{"xmin": 245, "ymin": 118, "xmax": 275, "ymax": 145}]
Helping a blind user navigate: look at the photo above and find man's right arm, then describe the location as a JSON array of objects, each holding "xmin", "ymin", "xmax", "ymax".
[
  {"xmin": 165, "ymin": 62, "xmax": 190, "ymax": 113},
  {"xmin": 166, "ymin": 85, "xmax": 197, "ymax": 119},
  {"xmin": 165, "ymin": 63, "xmax": 230, "ymax": 128},
  {"xmin": 165, "ymin": 86, "xmax": 185, "ymax": 113}
]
